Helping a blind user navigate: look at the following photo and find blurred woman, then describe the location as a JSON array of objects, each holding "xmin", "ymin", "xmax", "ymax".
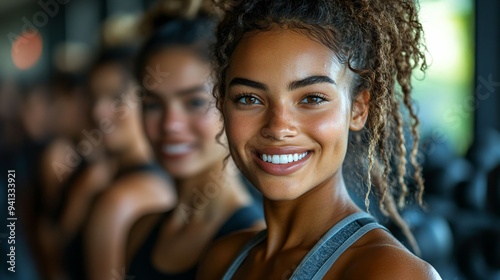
[
  {"xmin": 36, "ymin": 72, "xmax": 111, "ymax": 280},
  {"xmin": 125, "ymin": 3, "xmax": 264, "ymax": 279},
  {"xmin": 84, "ymin": 49, "xmax": 176, "ymax": 280}
]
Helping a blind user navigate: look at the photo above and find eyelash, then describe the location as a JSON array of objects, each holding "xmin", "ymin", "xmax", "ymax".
[
  {"xmin": 231, "ymin": 92, "xmax": 330, "ymax": 106},
  {"xmin": 301, "ymin": 92, "xmax": 329, "ymax": 105}
]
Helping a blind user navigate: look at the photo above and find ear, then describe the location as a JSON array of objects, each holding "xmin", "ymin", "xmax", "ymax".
[{"xmin": 349, "ymin": 90, "xmax": 370, "ymax": 131}]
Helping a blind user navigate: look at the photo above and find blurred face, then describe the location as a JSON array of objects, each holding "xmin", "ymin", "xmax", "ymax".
[
  {"xmin": 223, "ymin": 29, "xmax": 369, "ymax": 201},
  {"xmin": 54, "ymin": 87, "xmax": 88, "ymax": 139},
  {"xmin": 90, "ymin": 63, "xmax": 139, "ymax": 152},
  {"xmin": 142, "ymin": 48, "xmax": 227, "ymax": 179}
]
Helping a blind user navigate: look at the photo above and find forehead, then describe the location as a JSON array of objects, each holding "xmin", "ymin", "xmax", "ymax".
[
  {"xmin": 146, "ymin": 48, "xmax": 211, "ymax": 94},
  {"xmin": 227, "ymin": 28, "xmax": 347, "ymax": 87}
]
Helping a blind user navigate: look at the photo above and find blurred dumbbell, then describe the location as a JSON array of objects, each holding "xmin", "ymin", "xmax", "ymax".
[
  {"xmin": 466, "ymin": 129, "xmax": 500, "ymax": 171},
  {"xmin": 388, "ymin": 208, "xmax": 454, "ymax": 265},
  {"xmin": 421, "ymin": 136, "xmax": 455, "ymax": 171},
  {"xmin": 455, "ymin": 171, "xmax": 488, "ymax": 211},
  {"xmin": 487, "ymin": 164, "xmax": 500, "ymax": 216},
  {"xmin": 457, "ymin": 230, "xmax": 500, "ymax": 280},
  {"xmin": 424, "ymin": 157, "xmax": 474, "ymax": 198}
]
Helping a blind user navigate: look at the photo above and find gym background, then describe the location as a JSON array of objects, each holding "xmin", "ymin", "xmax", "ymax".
[{"xmin": 0, "ymin": 0, "xmax": 499, "ymax": 279}]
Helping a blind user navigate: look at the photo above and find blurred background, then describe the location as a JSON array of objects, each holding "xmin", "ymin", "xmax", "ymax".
[{"xmin": 0, "ymin": 0, "xmax": 499, "ymax": 279}]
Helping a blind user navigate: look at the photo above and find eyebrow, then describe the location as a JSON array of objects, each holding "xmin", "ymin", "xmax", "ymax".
[
  {"xmin": 144, "ymin": 84, "xmax": 208, "ymax": 99},
  {"xmin": 288, "ymin": 75, "xmax": 336, "ymax": 91},
  {"xmin": 175, "ymin": 84, "xmax": 209, "ymax": 96},
  {"xmin": 228, "ymin": 78, "xmax": 268, "ymax": 91},
  {"xmin": 228, "ymin": 75, "xmax": 336, "ymax": 92}
]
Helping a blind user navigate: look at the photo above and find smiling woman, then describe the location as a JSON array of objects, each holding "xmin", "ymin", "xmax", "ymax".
[{"xmin": 197, "ymin": 0, "xmax": 442, "ymax": 279}]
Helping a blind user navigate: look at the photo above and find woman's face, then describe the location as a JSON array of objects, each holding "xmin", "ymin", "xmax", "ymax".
[
  {"xmin": 90, "ymin": 63, "xmax": 139, "ymax": 152},
  {"xmin": 223, "ymin": 28, "xmax": 369, "ymax": 201},
  {"xmin": 142, "ymin": 48, "xmax": 227, "ymax": 179}
]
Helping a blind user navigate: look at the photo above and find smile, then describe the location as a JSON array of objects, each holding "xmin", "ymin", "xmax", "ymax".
[
  {"xmin": 253, "ymin": 149, "xmax": 311, "ymax": 176},
  {"xmin": 161, "ymin": 143, "xmax": 194, "ymax": 156},
  {"xmin": 260, "ymin": 152, "xmax": 309, "ymax": 164}
]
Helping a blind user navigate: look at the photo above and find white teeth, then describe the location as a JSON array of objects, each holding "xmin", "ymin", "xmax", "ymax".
[
  {"xmin": 260, "ymin": 152, "xmax": 308, "ymax": 164},
  {"xmin": 272, "ymin": 155, "xmax": 280, "ymax": 164},
  {"xmin": 279, "ymin": 155, "xmax": 288, "ymax": 164},
  {"xmin": 163, "ymin": 144, "xmax": 192, "ymax": 155}
]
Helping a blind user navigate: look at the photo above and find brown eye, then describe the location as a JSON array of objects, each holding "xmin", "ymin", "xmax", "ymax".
[
  {"xmin": 235, "ymin": 95, "xmax": 262, "ymax": 105},
  {"xmin": 300, "ymin": 95, "xmax": 327, "ymax": 104}
]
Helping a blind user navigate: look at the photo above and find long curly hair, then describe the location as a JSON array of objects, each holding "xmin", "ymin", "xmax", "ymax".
[{"xmin": 212, "ymin": 0, "xmax": 428, "ymax": 254}]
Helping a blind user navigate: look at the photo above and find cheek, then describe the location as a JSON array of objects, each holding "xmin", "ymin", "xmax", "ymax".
[{"xmin": 307, "ymin": 110, "xmax": 350, "ymax": 159}]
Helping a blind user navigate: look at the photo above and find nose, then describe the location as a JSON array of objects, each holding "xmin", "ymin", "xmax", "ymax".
[
  {"xmin": 162, "ymin": 103, "xmax": 188, "ymax": 134},
  {"xmin": 260, "ymin": 103, "xmax": 298, "ymax": 140}
]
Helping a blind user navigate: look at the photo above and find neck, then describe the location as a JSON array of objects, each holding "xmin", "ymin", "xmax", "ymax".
[
  {"xmin": 262, "ymin": 172, "xmax": 360, "ymax": 258},
  {"xmin": 115, "ymin": 133, "xmax": 152, "ymax": 170},
  {"xmin": 173, "ymin": 160, "xmax": 249, "ymax": 223}
]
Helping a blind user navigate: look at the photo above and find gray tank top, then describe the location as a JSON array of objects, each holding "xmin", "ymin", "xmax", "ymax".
[{"xmin": 222, "ymin": 212, "xmax": 387, "ymax": 280}]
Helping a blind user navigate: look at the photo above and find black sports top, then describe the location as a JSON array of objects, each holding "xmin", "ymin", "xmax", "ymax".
[
  {"xmin": 51, "ymin": 159, "xmax": 89, "ymax": 223},
  {"xmin": 127, "ymin": 204, "xmax": 263, "ymax": 280}
]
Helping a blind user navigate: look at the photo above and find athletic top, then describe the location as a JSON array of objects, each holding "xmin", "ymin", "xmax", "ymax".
[
  {"xmin": 51, "ymin": 159, "xmax": 89, "ymax": 223},
  {"xmin": 113, "ymin": 162, "xmax": 170, "ymax": 182},
  {"xmin": 222, "ymin": 212, "xmax": 387, "ymax": 280},
  {"xmin": 62, "ymin": 162, "xmax": 168, "ymax": 280},
  {"xmin": 127, "ymin": 204, "xmax": 263, "ymax": 280}
]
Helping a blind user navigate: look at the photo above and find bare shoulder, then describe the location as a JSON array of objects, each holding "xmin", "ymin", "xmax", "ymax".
[
  {"xmin": 87, "ymin": 171, "xmax": 175, "ymax": 239},
  {"xmin": 96, "ymin": 171, "xmax": 175, "ymax": 216},
  {"xmin": 197, "ymin": 229, "xmax": 263, "ymax": 280},
  {"xmin": 113, "ymin": 171, "xmax": 175, "ymax": 203},
  {"xmin": 39, "ymin": 139, "xmax": 70, "ymax": 188},
  {"xmin": 336, "ymin": 229, "xmax": 442, "ymax": 280}
]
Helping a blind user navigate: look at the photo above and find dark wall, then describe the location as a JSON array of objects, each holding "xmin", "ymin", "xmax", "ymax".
[{"xmin": 475, "ymin": 0, "xmax": 500, "ymax": 140}]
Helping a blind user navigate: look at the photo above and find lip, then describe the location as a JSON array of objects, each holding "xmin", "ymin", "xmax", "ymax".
[{"xmin": 252, "ymin": 147, "xmax": 311, "ymax": 176}]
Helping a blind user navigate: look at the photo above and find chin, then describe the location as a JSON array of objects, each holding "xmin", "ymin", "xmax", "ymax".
[
  {"xmin": 161, "ymin": 162, "xmax": 201, "ymax": 179},
  {"xmin": 251, "ymin": 177, "xmax": 309, "ymax": 201}
]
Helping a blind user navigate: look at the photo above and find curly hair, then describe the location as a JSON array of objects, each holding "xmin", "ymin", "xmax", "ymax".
[
  {"xmin": 139, "ymin": 0, "xmax": 220, "ymax": 38},
  {"xmin": 212, "ymin": 0, "xmax": 428, "ymax": 254}
]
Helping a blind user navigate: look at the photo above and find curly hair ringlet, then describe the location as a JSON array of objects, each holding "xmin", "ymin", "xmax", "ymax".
[{"xmin": 211, "ymin": 0, "xmax": 428, "ymax": 255}]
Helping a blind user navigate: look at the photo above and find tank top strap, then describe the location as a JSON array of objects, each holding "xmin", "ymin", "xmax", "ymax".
[
  {"xmin": 222, "ymin": 229, "xmax": 268, "ymax": 280},
  {"xmin": 291, "ymin": 212, "xmax": 387, "ymax": 280}
]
